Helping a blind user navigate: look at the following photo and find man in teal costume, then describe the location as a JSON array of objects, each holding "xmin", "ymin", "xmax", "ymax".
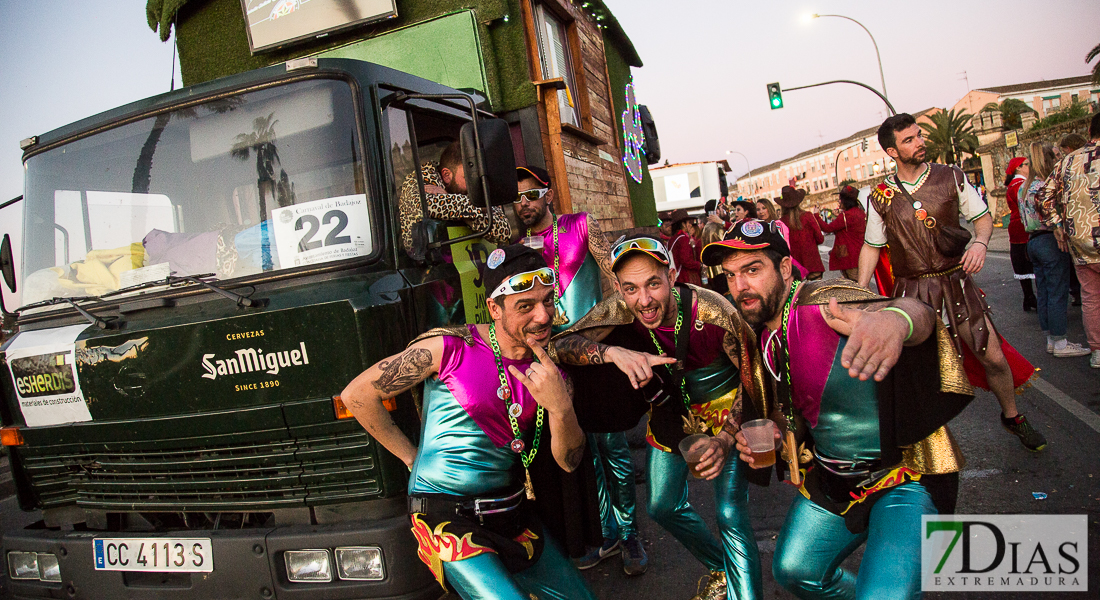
[
  {"xmin": 514, "ymin": 165, "xmax": 647, "ymax": 574},
  {"xmin": 707, "ymin": 220, "xmax": 971, "ymax": 599},
  {"xmin": 340, "ymin": 245, "xmax": 594, "ymax": 600},
  {"xmin": 550, "ymin": 236, "xmax": 772, "ymax": 600}
]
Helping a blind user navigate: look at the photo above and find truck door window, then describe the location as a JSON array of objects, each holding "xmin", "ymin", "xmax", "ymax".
[
  {"xmin": 381, "ymin": 99, "xmax": 469, "ymax": 258},
  {"xmin": 20, "ymin": 79, "xmax": 370, "ymax": 307}
]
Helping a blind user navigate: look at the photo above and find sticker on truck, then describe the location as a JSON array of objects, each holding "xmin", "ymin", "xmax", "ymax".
[
  {"xmin": 5, "ymin": 324, "xmax": 93, "ymax": 427},
  {"xmin": 271, "ymin": 194, "xmax": 371, "ymax": 268}
]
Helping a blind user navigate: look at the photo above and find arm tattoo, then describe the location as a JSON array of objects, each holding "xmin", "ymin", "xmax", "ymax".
[
  {"xmin": 586, "ymin": 215, "xmax": 615, "ymax": 282},
  {"xmin": 371, "ymin": 348, "xmax": 433, "ymax": 394},
  {"xmin": 564, "ymin": 444, "xmax": 586, "ymax": 472},
  {"xmin": 554, "ymin": 334, "xmax": 607, "ymax": 365},
  {"xmin": 721, "ymin": 332, "xmax": 740, "ymax": 369}
]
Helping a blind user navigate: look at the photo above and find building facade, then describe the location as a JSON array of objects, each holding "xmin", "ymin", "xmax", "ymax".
[
  {"xmin": 149, "ymin": 0, "xmax": 658, "ymax": 231},
  {"xmin": 955, "ymin": 75, "xmax": 1100, "ymax": 122},
  {"xmin": 734, "ymin": 108, "xmax": 937, "ymax": 203}
]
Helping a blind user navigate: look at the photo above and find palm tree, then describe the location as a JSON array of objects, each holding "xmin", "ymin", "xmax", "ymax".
[
  {"xmin": 919, "ymin": 109, "xmax": 979, "ymax": 166},
  {"xmin": 980, "ymin": 98, "xmax": 1035, "ymax": 130},
  {"xmin": 1088, "ymin": 42, "xmax": 1100, "ymax": 84}
]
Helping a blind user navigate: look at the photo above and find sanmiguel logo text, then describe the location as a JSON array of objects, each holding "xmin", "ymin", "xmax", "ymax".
[{"xmin": 201, "ymin": 342, "xmax": 310, "ymax": 380}]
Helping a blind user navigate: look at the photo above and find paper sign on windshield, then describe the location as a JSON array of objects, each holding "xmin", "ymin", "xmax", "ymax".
[
  {"xmin": 271, "ymin": 195, "xmax": 371, "ymax": 268},
  {"xmin": 6, "ymin": 324, "xmax": 93, "ymax": 427}
]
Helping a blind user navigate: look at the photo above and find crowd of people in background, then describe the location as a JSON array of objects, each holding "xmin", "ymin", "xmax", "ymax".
[{"xmin": 658, "ymin": 114, "xmax": 1100, "ymax": 371}]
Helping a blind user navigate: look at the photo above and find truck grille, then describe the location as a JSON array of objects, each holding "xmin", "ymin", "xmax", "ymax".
[{"xmin": 19, "ymin": 427, "xmax": 382, "ymax": 511}]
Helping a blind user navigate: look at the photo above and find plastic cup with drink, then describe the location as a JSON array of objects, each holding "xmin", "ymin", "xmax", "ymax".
[
  {"xmin": 678, "ymin": 434, "xmax": 712, "ymax": 479},
  {"xmin": 740, "ymin": 419, "xmax": 777, "ymax": 468}
]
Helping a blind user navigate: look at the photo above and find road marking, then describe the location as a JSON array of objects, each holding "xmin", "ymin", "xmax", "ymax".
[{"xmin": 1031, "ymin": 377, "xmax": 1100, "ymax": 435}]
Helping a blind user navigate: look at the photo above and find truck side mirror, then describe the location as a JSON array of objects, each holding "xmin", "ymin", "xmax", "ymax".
[
  {"xmin": 460, "ymin": 118, "xmax": 517, "ymax": 208},
  {"xmin": 1, "ymin": 233, "xmax": 16, "ymax": 293}
]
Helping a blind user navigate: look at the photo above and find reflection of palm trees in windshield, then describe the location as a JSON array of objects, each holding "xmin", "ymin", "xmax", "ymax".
[{"xmin": 231, "ymin": 113, "xmax": 287, "ymax": 270}]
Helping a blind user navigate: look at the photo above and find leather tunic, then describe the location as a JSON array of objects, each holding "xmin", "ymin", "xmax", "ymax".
[{"xmin": 869, "ymin": 164, "xmax": 967, "ymax": 279}]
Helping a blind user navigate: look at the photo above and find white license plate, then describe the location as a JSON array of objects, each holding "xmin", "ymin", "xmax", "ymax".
[{"xmin": 93, "ymin": 538, "xmax": 213, "ymax": 572}]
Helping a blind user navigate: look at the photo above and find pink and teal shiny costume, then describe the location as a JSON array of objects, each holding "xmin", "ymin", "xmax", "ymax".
[
  {"xmin": 410, "ymin": 326, "xmax": 594, "ymax": 600},
  {"xmin": 533, "ymin": 213, "xmax": 640, "ymax": 544},
  {"xmin": 763, "ymin": 298, "xmax": 936, "ymax": 600},
  {"xmin": 633, "ymin": 300, "xmax": 762, "ymax": 600}
]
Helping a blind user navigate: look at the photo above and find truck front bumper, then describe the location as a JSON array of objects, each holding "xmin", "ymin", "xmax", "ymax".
[{"xmin": 1, "ymin": 512, "xmax": 440, "ymax": 600}]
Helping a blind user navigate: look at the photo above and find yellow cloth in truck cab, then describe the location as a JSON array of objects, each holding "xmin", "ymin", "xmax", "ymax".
[{"xmin": 48, "ymin": 243, "xmax": 146, "ymax": 296}]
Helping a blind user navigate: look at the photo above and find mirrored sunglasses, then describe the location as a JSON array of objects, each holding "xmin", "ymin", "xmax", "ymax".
[
  {"xmin": 514, "ymin": 188, "xmax": 551, "ymax": 204},
  {"xmin": 489, "ymin": 267, "xmax": 557, "ymax": 299},
  {"xmin": 611, "ymin": 237, "xmax": 670, "ymax": 264}
]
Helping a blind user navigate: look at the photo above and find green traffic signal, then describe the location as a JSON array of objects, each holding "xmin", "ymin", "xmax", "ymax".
[{"xmin": 767, "ymin": 82, "xmax": 783, "ymax": 110}]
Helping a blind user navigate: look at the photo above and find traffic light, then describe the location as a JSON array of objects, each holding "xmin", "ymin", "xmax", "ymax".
[
  {"xmin": 766, "ymin": 83, "xmax": 783, "ymax": 110},
  {"xmin": 861, "ymin": 139, "xmax": 869, "ymax": 152}
]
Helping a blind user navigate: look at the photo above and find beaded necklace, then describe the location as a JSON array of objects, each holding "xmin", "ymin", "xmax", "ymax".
[
  {"xmin": 774, "ymin": 280, "xmax": 801, "ymax": 432},
  {"xmin": 488, "ymin": 323, "xmax": 545, "ymax": 500},
  {"xmin": 529, "ymin": 214, "xmax": 568, "ymax": 326},
  {"xmin": 646, "ymin": 288, "xmax": 691, "ymax": 412}
]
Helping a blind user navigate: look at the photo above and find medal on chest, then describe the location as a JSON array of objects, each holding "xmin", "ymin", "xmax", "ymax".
[{"xmin": 488, "ymin": 323, "xmax": 546, "ymax": 500}]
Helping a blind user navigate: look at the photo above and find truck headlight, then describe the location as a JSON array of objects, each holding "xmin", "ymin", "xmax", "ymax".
[
  {"xmin": 38, "ymin": 553, "xmax": 62, "ymax": 582},
  {"xmin": 284, "ymin": 550, "xmax": 332, "ymax": 582},
  {"xmin": 7, "ymin": 552, "xmax": 38, "ymax": 580},
  {"xmin": 335, "ymin": 547, "xmax": 384, "ymax": 581}
]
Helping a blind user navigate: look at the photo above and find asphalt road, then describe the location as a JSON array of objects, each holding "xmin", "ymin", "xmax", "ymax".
[{"xmin": 2, "ymin": 228, "xmax": 1097, "ymax": 599}]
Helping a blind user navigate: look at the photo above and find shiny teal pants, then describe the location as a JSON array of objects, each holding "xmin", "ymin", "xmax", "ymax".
[
  {"xmin": 646, "ymin": 446, "xmax": 762, "ymax": 600},
  {"xmin": 443, "ymin": 533, "xmax": 595, "ymax": 600},
  {"xmin": 589, "ymin": 432, "xmax": 638, "ymax": 540},
  {"xmin": 772, "ymin": 482, "xmax": 935, "ymax": 600}
]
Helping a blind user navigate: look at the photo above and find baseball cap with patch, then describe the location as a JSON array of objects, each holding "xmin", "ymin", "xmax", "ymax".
[
  {"xmin": 517, "ymin": 165, "xmax": 552, "ymax": 187},
  {"xmin": 701, "ymin": 219, "xmax": 790, "ymax": 266},
  {"xmin": 483, "ymin": 244, "xmax": 550, "ymax": 297}
]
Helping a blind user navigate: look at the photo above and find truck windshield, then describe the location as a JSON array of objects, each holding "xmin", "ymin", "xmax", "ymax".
[{"xmin": 20, "ymin": 78, "xmax": 370, "ymax": 307}]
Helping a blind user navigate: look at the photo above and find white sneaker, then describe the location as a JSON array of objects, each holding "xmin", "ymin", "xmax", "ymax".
[
  {"xmin": 1053, "ymin": 342, "xmax": 1092, "ymax": 358},
  {"xmin": 1091, "ymin": 350, "xmax": 1100, "ymax": 369}
]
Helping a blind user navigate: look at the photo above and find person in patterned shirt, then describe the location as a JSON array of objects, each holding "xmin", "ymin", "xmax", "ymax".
[
  {"xmin": 398, "ymin": 140, "xmax": 512, "ymax": 256},
  {"xmin": 1039, "ymin": 112, "xmax": 1100, "ymax": 369}
]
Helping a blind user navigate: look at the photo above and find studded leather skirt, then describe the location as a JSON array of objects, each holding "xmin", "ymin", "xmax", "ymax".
[{"xmin": 893, "ymin": 266, "xmax": 995, "ymax": 356}]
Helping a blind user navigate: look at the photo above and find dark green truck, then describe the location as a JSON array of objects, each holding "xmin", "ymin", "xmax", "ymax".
[{"xmin": 0, "ymin": 57, "xmax": 516, "ymax": 600}]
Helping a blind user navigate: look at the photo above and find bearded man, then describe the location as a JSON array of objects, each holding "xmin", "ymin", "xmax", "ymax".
[
  {"xmin": 549, "ymin": 235, "xmax": 771, "ymax": 600},
  {"xmin": 340, "ymin": 245, "xmax": 593, "ymax": 600},
  {"xmin": 707, "ymin": 219, "xmax": 971, "ymax": 599},
  {"xmin": 510, "ymin": 165, "xmax": 647, "ymax": 574},
  {"xmin": 857, "ymin": 113, "xmax": 1045, "ymax": 452}
]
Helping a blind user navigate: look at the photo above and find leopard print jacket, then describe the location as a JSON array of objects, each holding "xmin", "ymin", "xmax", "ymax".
[{"xmin": 398, "ymin": 161, "xmax": 513, "ymax": 253}]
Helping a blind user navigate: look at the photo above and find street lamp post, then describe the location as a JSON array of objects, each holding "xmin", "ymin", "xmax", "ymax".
[
  {"xmin": 810, "ymin": 13, "xmax": 888, "ymax": 100},
  {"xmin": 725, "ymin": 150, "xmax": 751, "ymax": 198}
]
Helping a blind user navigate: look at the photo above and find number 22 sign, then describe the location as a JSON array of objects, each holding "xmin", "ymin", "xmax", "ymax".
[{"xmin": 272, "ymin": 194, "xmax": 372, "ymax": 268}]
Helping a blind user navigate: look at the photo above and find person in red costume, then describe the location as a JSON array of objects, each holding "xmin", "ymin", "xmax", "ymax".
[
  {"xmin": 777, "ymin": 186, "xmax": 825, "ymax": 280},
  {"xmin": 1005, "ymin": 157, "xmax": 1037, "ymax": 311},
  {"xmin": 813, "ymin": 184, "xmax": 867, "ymax": 281},
  {"xmin": 665, "ymin": 209, "xmax": 703, "ymax": 286}
]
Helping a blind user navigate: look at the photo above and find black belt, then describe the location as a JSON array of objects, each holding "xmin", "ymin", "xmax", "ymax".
[
  {"xmin": 408, "ymin": 489, "xmax": 525, "ymax": 521},
  {"xmin": 812, "ymin": 448, "xmax": 881, "ymax": 478}
]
